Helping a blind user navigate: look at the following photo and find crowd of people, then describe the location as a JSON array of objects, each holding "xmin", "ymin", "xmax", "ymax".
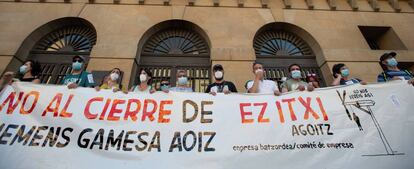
[{"xmin": 1, "ymin": 52, "xmax": 413, "ymax": 95}]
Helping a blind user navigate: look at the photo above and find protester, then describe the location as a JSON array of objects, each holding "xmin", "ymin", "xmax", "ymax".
[
  {"xmin": 169, "ymin": 70, "xmax": 193, "ymax": 92},
  {"xmin": 1, "ymin": 60, "xmax": 41, "ymax": 84},
  {"xmin": 95, "ymin": 68, "xmax": 125, "ymax": 93},
  {"xmin": 17, "ymin": 60, "xmax": 41, "ymax": 83},
  {"xmin": 306, "ymin": 73, "xmax": 320, "ymax": 88},
  {"xmin": 61, "ymin": 55, "xmax": 95, "ymax": 89},
  {"xmin": 377, "ymin": 52, "xmax": 414, "ymax": 85},
  {"xmin": 205, "ymin": 64, "xmax": 237, "ymax": 95},
  {"xmin": 130, "ymin": 68, "xmax": 155, "ymax": 93},
  {"xmin": 281, "ymin": 64, "xmax": 314, "ymax": 93},
  {"xmin": 246, "ymin": 61, "xmax": 281, "ymax": 95},
  {"xmin": 0, "ymin": 72, "xmax": 14, "ymax": 92},
  {"xmin": 331, "ymin": 63, "xmax": 367, "ymax": 86},
  {"xmin": 158, "ymin": 80, "xmax": 171, "ymax": 93}
]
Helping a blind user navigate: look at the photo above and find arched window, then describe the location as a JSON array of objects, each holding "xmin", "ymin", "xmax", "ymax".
[
  {"xmin": 6, "ymin": 17, "xmax": 97, "ymax": 84},
  {"xmin": 254, "ymin": 31, "xmax": 313, "ymax": 56},
  {"xmin": 254, "ymin": 23, "xmax": 325, "ymax": 87},
  {"xmin": 33, "ymin": 26, "xmax": 96, "ymax": 52},
  {"xmin": 31, "ymin": 25, "xmax": 96, "ymax": 84},
  {"xmin": 143, "ymin": 29, "xmax": 209, "ymax": 55},
  {"xmin": 134, "ymin": 20, "xmax": 211, "ymax": 92}
]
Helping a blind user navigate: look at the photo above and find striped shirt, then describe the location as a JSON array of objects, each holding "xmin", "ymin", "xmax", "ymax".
[{"xmin": 377, "ymin": 70, "xmax": 413, "ymax": 82}]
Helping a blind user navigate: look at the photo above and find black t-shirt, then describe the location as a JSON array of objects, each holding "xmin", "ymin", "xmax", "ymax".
[
  {"xmin": 19, "ymin": 77, "xmax": 37, "ymax": 82},
  {"xmin": 205, "ymin": 81, "xmax": 238, "ymax": 93}
]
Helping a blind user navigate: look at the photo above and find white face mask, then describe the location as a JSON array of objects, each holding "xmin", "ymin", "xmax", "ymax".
[
  {"xmin": 110, "ymin": 73, "xmax": 119, "ymax": 81},
  {"xmin": 255, "ymin": 69, "xmax": 263, "ymax": 74},
  {"xmin": 214, "ymin": 71, "xmax": 223, "ymax": 79},
  {"xmin": 178, "ymin": 77, "xmax": 188, "ymax": 85},
  {"xmin": 139, "ymin": 74, "xmax": 147, "ymax": 82}
]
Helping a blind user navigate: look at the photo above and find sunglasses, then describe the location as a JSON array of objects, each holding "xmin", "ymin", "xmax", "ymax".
[
  {"xmin": 160, "ymin": 83, "xmax": 169, "ymax": 86},
  {"xmin": 73, "ymin": 59, "xmax": 83, "ymax": 63}
]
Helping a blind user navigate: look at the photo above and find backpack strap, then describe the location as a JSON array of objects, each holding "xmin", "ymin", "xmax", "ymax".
[
  {"xmin": 72, "ymin": 71, "xmax": 85, "ymax": 86},
  {"xmin": 244, "ymin": 80, "xmax": 252, "ymax": 90},
  {"xmin": 404, "ymin": 70, "xmax": 413, "ymax": 78},
  {"xmin": 382, "ymin": 72, "xmax": 388, "ymax": 82}
]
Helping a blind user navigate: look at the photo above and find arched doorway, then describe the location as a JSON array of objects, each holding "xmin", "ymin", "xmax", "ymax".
[
  {"xmin": 133, "ymin": 20, "xmax": 211, "ymax": 92},
  {"xmin": 5, "ymin": 17, "xmax": 97, "ymax": 84},
  {"xmin": 253, "ymin": 22, "xmax": 325, "ymax": 87}
]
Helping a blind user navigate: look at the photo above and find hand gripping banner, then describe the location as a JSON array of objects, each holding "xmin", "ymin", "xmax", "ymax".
[{"xmin": 0, "ymin": 81, "xmax": 413, "ymax": 169}]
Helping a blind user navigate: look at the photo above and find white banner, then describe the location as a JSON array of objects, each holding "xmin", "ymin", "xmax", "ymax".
[{"xmin": 0, "ymin": 81, "xmax": 414, "ymax": 169}]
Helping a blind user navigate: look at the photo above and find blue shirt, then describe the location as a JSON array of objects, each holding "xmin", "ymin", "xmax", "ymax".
[{"xmin": 377, "ymin": 70, "xmax": 413, "ymax": 82}]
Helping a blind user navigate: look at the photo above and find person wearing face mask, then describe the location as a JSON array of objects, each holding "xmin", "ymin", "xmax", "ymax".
[
  {"xmin": 16, "ymin": 60, "xmax": 41, "ymax": 83},
  {"xmin": 246, "ymin": 62, "xmax": 281, "ymax": 95},
  {"xmin": 95, "ymin": 68, "xmax": 125, "ymax": 93},
  {"xmin": 281, "ymin": 64, "xmax": 314, "ymax": 93},
  {"xmin": 377, "ymin": 52, "xmax": 414, "ymax": 85},
  {"xmin": 169, "ymin": 70, "xmax": 193, "ymax": 92},
  {"xmin": 158, "ymin": 80, "xmax": 171, "ymax": 93},
  {"xmin": 331, "ymin": 63, "xmax": 367, "ymax": 86},
  {"xmin": 205, "ymin": 64, "xmax": 238, "ymax": 95},
  {"xmin": 130, "ymin": 68, "xmax": 156, "ymax": 93},
  {"xmin": 1, "ymin": 60, "xmax": 41, "ymax": 92},
  {"xmin": 62, "ymin": 55, "xmax": 95, "ymax": 89}
]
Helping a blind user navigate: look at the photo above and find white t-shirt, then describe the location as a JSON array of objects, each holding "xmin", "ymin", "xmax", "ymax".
[
  {"xmin": 169, "ymin": 87, "xmax": 193, "ymax": 92},
  {"xmin": 246, "ymin": 80, "xmax": 279, "ymax": 94}
]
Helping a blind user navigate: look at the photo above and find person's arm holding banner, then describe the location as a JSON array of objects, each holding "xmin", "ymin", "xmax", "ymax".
[
  {"xmin": 0, "ymin": 72, "xmax": 14, "ymax": 92},
  {"xmin": 247, "ymin": 69, "xmax": 262, "ymax": 93},
  {"xmin": 408, "ymin": 78, "xmax": 414, "ymax": 86}
]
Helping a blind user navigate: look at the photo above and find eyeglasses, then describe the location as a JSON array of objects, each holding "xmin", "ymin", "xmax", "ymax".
[
  {"xmin": 307, "ymin": 73, "xmax": 316, "ymax": 76},
  {"xmin": 160, "ymin": 83, "xmax": 169, "ymax": 86}
]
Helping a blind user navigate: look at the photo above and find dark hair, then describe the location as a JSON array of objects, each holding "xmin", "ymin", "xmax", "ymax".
[
  {"xmin": 110, "ymin": 67, "xmax": 121, "ymax": 77},
  {"xmin": 109, "ymin": 68, "xmax": 123, "ymax": 88},
  {"xmin": 288, "ymin": 63, "xmax": 301, "ymax": 71},
  {"xmin": 252, "ymin": 61, "xmax": 263, "ymax": 68},
  {"xmin": 111, "ymin": 68, "xmax": 121, "ymax": 73},
  {"xmin": 139, "ymin": 68, "xmax": 153, "ymax": 85},
  {"xmin": 24, "ymin": 60, "xmax": 41, "ymax": 77},
  {"xmin": 306, "ymin": 74, "xmax": 319, "ymax": 83},
  {"xmin": 100, "ymin": 75, "xmax": 109, "ymax": 86},
  {"xmin": 332, "ymin": 63, "xmax": 345, "ymax": 78},
  {"xmin": 379, "ymin": 52, "xmax": 397, "ymax": 71},
  {"xmin": 379, "ymin": 61, "xmax": 388, "ymax": 71}
]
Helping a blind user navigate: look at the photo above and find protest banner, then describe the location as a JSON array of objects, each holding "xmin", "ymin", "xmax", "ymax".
[{"xmin": 0, "ymin": 81, "xmax": 413, "ymax": 169}]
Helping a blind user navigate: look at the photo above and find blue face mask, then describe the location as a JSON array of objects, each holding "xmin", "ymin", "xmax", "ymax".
[
  {"xmin": 341, "ymin": 69, "xmax": 350, "ymax": 77},
  {"xmin": 387, "ymin": 58, "xmax": 398, "ymax": 67},
  {"xmin": 291, "ymin": 70, "xmax": 302, "ymax": 79},
  {"xmin": 161, "ymin": 85, "xmax": 169, "ymax": 91},
  {"xmin": 19, "ymin": 65, "xmax": 28, "ymax": 74},
  {"xmin": 72, "ymin": 62, "xmax": 83, "ymax": 70},
  {"xmin": 178, "ymin": 77, "xmax": 188, "ymax": 85}
]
